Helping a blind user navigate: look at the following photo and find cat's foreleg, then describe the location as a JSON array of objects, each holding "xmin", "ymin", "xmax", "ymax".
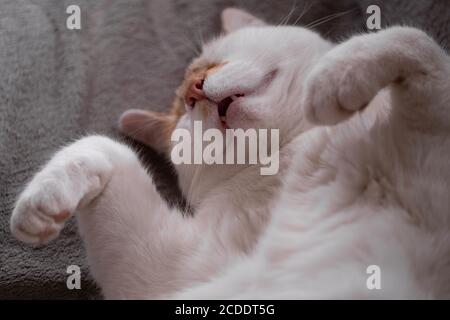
[
  {"xmin": 303, "ymin": 26, "xmax": 450, "ymax": 128},
  {"xmin": 10, "ymin": 135, "xmax": 197, "ymax": 298}
]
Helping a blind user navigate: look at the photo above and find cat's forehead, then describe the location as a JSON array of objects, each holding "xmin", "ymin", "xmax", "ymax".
[{"xmin": 201, "ymin": 26, "xmax": 328, "ymax": 63}]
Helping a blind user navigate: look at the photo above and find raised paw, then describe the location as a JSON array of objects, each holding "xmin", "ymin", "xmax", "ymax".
[
  {"xmin": 10, "ymin": 141, "xmax": 113, "ymax": 245},
  {"xmin": 10, "ymin": 177, "xmax": 81, "ymax": 245},
  {"xmin": 303, "ymin": 50, "xmax": 381, "ymax": 126}
]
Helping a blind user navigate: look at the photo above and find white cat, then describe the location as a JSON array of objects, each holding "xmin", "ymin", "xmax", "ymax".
[{"xmin": 10, "ymin": 8, "xmax": 450, "ymax": 299}]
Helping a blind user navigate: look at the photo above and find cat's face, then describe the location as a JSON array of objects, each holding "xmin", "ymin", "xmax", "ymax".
[{"xmin": 120, "ymin": 8, "xmax": 333, "ymax": 154}]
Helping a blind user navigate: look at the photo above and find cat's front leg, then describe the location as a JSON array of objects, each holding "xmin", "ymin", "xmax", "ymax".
[
  {"xmin": 10, "ymin": 136, "xmax": 117, "ymax": 244},
  {"xmin": 11, "ymin": 135, "xmax": 199, "ymax": 298},
  {"xmin": 303, "ymin": 26, "xmax": 449, "ymax": 127}
]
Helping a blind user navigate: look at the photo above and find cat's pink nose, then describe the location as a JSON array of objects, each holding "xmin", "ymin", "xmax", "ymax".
[{"xmin": 185, "ymin": 79, "xmax": 205, "ymax": 107}]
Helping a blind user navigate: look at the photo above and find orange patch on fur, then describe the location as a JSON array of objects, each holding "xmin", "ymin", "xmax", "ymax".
[
  {"xmin": 120, "ymin": 59, "xmax": 228, "ymax": 155},
  {"xmin": 206, "ymin": 61, "xmax": 228, "ymax": 76}
]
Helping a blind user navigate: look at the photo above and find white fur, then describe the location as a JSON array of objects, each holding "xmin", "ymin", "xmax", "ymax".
[{"xmin": 11, "ymin": 9, "xmax": 450, "ymax": 299}]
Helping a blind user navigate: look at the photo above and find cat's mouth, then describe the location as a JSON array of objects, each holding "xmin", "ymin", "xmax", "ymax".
[{"xmin": 217, "ymin": 94, "xmax": 244, "ymax": 127}]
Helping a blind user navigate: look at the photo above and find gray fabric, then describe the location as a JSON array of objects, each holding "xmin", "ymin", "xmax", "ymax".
[{"xmin": 0, "ymin": 0, "xmax": 448, "ymax": 299}]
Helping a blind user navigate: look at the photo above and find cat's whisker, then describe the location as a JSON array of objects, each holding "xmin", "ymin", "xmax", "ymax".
[
  {"xmin": 127, "ymin": 33, "xmax": 200, "ymax": 57},
  {"xmin": 292, "ymin": 1, "xmax": 314, "ymax": 26},
  {"xmin": 278, "ymin": 1, "xmax": 298, "ymax": 26},
  {"xmin": 304, "ymin": 8, "xmax": 357, "ymax": 30},
  {"xmin": 178, "ymin": 33, "xmax": 201, "ymax": 56},
  {"xmin": 171, "ymin": 31, "xmax": 202, "ymax": 56},
  {"xmin": 193, "ymin": 16, "xmax": 206, "ymax": 50},
  {"xmin": 184, "ymin": 165, "xmax": 204, "ymax": 212}
]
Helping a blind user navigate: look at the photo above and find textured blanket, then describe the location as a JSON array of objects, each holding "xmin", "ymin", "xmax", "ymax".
[{"xmin": 0, "ymin": 0, "xmax": 448, "ymax": 299}]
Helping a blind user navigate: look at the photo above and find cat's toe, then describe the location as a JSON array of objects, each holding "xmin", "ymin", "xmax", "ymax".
[
  {"xmin": 10, "ymin": 184, "xmax": 75, "ymax": 245},
  {"xmin": 303, "ymin": 58, "xmax": 372, "ymax": 126},
  {"xmin": 303, "ymin": 63, "xmax": 353, "ymax": 125}
]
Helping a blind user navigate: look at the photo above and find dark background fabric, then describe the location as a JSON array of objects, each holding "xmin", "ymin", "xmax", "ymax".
[{"xmin": 0, "ymin": 0, "xmax": 448, "ymax": 299}]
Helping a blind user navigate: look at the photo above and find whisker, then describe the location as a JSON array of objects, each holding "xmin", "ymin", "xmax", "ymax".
[
  {"xmin": 278, "ymin": 1, "xmax": 298, "ymax": 26},
  {"xmin": 292, "ymin": 1, "xmax": 314, "ymax": 26},
  {"xmin": 194, "ymin": 15, "xmax": 206, "ymax": 49},
  {"xmin": 125, "ymin": 33, "xmax": 200, "ymax": 59},
  {"xmin": 184, "ymin": 164, "xmax": 204, "ymax": 213},
  {"xmin": 178, "ymin": 32, "xmax": 201, "ymax": 56},
  {"xmin": 304, "ymin": 8, "xmax": 357, "ymax": 30}
]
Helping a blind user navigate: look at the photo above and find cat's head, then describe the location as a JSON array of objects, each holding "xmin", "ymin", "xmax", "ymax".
[{"xmin": 120, "ymin": 8, "xmax": 333, "ymax": 155}]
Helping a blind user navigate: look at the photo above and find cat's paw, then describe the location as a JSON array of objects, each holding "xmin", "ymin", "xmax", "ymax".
[
  {"xmin": 11, "ymin": 184, "xmax": 76, "ymax": 245},
  {"xmin": 11, "ymin": 149, "xmax": 112, "ymax": 245},
  {"xmin": 303, "ymin": 53, "xmax": 377, "ymax": 126}
]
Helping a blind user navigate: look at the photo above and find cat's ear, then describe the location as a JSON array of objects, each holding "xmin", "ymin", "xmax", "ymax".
[
  {"xmin": 119, "ymin": 109, "xmax": 177, "ymax": 154},
  {"xmin": 221, "ymin": 8, "xmax": 266, "ymax": 34}
]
